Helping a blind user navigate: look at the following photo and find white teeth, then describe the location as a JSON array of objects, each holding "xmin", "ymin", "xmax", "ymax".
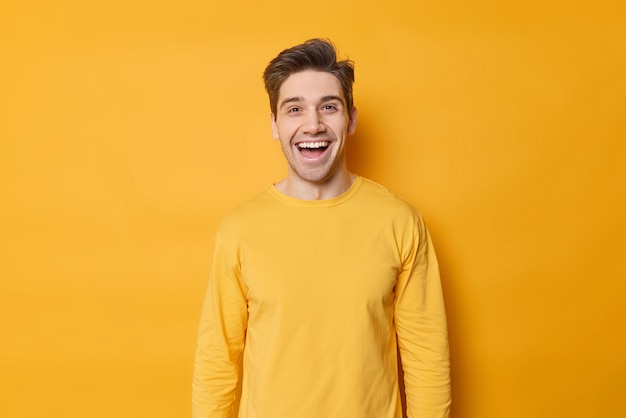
[{"xmin": 297, "ymin": 141, "xmax": 329, "ymax": 149}]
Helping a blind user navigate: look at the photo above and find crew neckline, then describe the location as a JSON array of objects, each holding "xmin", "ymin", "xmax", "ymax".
[{"xmin": 269, "ymin": 176, "xmax": 364, "ymax": 207}]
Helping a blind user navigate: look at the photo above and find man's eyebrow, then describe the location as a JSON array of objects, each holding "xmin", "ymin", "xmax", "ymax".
[
  {"xmin": 321, "ymin": 95, "xmax": 345, "ymax": 105},
  {"xmin": 279, "ymin": 97, "xmax": 303, "ymax": 109}
]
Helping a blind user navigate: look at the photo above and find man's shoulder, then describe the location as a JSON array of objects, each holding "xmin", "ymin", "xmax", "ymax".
[
  {"xmin": 215, "ymin": 187, "xmax": 277, "ymax": 234},
  {"xmin": 358, "ymin": 177, "xmax": 421, "ymax": 217}
]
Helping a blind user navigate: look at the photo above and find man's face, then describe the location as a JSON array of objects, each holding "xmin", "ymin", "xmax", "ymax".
[{"xmin": 271, "ymin": 70, "xmax": 357, "ymax": 186}]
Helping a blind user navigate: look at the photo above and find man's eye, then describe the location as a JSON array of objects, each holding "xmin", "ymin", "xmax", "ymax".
[
  {"xmin": 323, "ymin": 104, "xmax": 338, "ymax": 111},
  {"xmin": 287, "ymin": 107, "xmax": 300, "ymax": 113}
]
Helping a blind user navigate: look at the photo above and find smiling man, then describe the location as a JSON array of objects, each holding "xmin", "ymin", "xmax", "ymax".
[
  {"xmin": 271, "ymin": 69, "xmax": 356, "ymax": 198},
  {"xmin": 193, "ymin": 39, "xmax": 451, "ymax": 418}
]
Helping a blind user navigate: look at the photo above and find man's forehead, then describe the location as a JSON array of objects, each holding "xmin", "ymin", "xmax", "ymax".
[{"xmin": 278, "ymin": 70, "xmax": 345, "ymax": 102}]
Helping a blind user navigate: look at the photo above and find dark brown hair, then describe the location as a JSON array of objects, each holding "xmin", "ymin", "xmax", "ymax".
[{"xmin": 263, "ymin": 38, "xmax": 355, "ymax": 116}]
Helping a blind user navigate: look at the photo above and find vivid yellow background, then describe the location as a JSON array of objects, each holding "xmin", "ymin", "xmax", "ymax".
[{"xmin": 1, "ymin": 1, "xmax": 625, "ymax": 417}]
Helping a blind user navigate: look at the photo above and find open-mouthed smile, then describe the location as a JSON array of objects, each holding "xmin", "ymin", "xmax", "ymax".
[{"xmin": 296, "ymin": 141, "xmax": 330, "ymax": 158}]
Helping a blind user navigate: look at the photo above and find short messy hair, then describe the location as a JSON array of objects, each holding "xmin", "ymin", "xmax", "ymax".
[{"xmin": 263, "ymin": 38, "xmax": 355, "ymax": 116}]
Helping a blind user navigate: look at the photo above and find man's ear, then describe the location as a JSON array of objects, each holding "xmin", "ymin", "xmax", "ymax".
[
  {"xmin": 270, "ymin": 113, "xmax": 279, "ymax": 139},
  {"xmin": 348, "ymin": 107, "xmax": 358, "ymax": 135}
]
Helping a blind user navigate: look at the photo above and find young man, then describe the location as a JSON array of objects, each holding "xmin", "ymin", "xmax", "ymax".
[{"xmin": 193, "ymin": 39, "xmax": 451, "ymax": 418}]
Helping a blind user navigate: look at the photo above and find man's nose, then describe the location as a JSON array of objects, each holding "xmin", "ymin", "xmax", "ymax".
[{"xmin": 303, "ymin": 110, "xmax": 326, "ymax": 134}]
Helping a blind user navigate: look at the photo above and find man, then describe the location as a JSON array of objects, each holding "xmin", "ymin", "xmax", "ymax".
[{"xmin": 193, "ymin": 39, "xmax": 451, "ymax": 418}]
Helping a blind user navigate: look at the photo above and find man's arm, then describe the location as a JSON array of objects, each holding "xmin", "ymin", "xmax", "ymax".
[
  {"xmin": 394, "ymin": 214, "xmax": 451, "ymax": 418},
  {"xmin": 192, "ymin": 228, "xmax": 248, "ymax": 418}
]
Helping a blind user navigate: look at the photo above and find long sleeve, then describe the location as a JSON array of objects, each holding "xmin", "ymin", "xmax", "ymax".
[
  {"xmin": 192, "ymin": 228, "xmax": 248, "ymax": 418},
  {"xmin": 394, "ymin": 214, "xmax": 451, "ymax": 418}
]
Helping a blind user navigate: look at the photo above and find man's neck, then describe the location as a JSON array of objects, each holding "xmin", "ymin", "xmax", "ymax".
[{"xmin": 275, "ymin": 171, "xmax": 356, "ymax": 200}]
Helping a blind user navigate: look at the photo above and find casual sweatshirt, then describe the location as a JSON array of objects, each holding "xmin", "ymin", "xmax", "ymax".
[{"xmin": 193, "ymin": 176, "xmax": 451, "ymax": 418}]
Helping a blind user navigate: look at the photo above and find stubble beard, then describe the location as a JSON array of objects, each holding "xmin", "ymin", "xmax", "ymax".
[{"xmin": 285, "ymin": 143, "xmax": 345, "ymax": 185}]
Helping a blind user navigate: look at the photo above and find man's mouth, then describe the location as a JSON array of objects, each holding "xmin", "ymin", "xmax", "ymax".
[{"xmin": 296, "ymin": 141, "xmax": 330, "ymax": 158}]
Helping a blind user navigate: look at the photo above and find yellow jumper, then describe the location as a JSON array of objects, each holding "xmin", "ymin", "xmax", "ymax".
[{"xmin": 193, "ymin": 176, "xmax": 451, "ymax": 418}]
